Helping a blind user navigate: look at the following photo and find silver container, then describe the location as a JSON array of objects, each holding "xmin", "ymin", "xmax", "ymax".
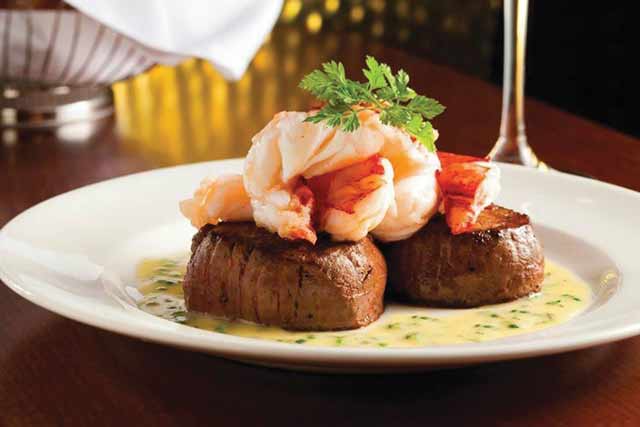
[{"xmin": 1, "ymin": 1, "xmax": 156, "ymax": 128}]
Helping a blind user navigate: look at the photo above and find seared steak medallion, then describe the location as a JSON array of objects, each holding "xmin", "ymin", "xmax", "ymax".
[
  {"xmin": 184, "ymin": 222, "xmax": 387, "ymax": 331},
  {"xmin": 384, "ymin": 205, "xmax": 544, "ymax": 307}
]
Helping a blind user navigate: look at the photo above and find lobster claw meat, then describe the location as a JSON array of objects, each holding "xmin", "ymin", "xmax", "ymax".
[{"xmin": 436, "ymin": 152, "xmax": 501, "ymax": 234}]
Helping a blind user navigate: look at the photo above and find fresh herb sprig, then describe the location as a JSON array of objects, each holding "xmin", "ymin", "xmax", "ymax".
[{"xmin": 298, "ymin": 56, "xmax": 445, "ymax": 151}]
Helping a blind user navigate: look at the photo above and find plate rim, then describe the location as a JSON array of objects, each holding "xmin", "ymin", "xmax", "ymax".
[{"xmin": 2, "ymin": 159, "xmax": 640, "ymax": 368}]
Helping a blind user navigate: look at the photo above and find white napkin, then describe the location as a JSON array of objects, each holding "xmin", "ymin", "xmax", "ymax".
[
  {"xmin": 0, "ymin": 0, "xmax": 282, "ymax": 86},
  {"xmin": 65, "ymin": 0, "xmax": 283, "ymax": 80},
  {"xmin": 66, "ymin": 0, "xmax": 282, "ymax": 79}
]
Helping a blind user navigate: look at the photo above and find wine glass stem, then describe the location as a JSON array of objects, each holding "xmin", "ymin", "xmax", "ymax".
[{"xmin": 489, "ymin": 0, "xmax": 539, "ymax": 166}]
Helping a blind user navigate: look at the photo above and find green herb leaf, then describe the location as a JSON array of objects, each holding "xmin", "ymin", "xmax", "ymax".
[
  {"xmin": 394, "ymin": 69, "xmax": 413, "ymax": 101},
  {"xmin": 407, "ymin": 95, "xmax": 446, "ymax": 119},
  {"xmin": 323, "ymin": 60, "xmax": 346, "ymax": 83},
  {"xmin": 299, "ymin": 56, "xmax": 445, "ymax": 151},
  {"xmin": 343, "ymin": 110, "xmax": 360, "ymax": 132},
  {"xmin": 562, "ymin": 294, "xmax": 582, "ymax": 302},
  {"xmin": 363, "ymin": 55, "xmax": 386, "ymax": 90}
]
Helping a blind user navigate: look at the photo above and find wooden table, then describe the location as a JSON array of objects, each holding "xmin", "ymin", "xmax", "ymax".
[{"xmin": 2, "ymin": 35, "xmax": 640, "ymax": 426}]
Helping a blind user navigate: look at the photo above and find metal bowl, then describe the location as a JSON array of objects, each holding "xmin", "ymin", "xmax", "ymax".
[{"xmin": 1, "ymin": 1, "xmax": 155, "ymax": 127}]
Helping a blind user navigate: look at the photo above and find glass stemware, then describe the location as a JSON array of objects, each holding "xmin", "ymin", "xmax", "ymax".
[{"xmin": 489, "ymin": 0, "xmax": 544, "ymax": 167}]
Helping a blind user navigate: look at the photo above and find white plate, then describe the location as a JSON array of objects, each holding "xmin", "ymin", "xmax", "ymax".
[{"xmin": 1, "ymin": 159, "xmax": 638, "ymax": 373}]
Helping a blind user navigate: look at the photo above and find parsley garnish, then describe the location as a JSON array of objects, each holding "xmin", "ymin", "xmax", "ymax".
[{"xmin": 299, "ymin": 56, "xmax": 445, "ymax": 151}]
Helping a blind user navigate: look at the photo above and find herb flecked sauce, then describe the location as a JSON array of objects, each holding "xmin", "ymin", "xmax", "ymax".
[{"xmin": 136, "ymin": 256, "xmax": 590, "ymax": 348}]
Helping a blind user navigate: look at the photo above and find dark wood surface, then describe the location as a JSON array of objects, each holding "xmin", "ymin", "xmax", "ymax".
[{"xmin": 2, "ymin": 40, "xmax": 640, "ymax": 426}]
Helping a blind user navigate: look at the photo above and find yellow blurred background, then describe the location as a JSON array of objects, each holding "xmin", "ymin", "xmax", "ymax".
[{"xmin": 113, "ymin": 0, "xmax": 500, "ymax": 165}]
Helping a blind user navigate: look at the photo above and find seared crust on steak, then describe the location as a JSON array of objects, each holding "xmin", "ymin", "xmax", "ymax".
[
  {"xmin": 184, "ymin": 222, "xmax": 387, "ymax": 331},
  {"xmin": 384, "ymin": 205, "xmax": 544, "ymax": 307}
]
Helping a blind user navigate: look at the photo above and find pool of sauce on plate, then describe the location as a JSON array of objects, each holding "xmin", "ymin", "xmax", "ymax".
[{"xmin": 136, "ymin": 257, "xmax": 590, "ymax": 348}]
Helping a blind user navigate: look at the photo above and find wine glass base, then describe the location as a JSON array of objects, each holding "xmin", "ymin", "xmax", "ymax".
[{"xmin": 488, "ymin": 136, "xmax": 547, "ymax": 169}]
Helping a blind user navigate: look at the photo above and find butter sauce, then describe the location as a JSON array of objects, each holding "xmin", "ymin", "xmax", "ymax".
[{"xmin": 136, "ymin": 256, "xmax": 590, "ymax": 347}]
